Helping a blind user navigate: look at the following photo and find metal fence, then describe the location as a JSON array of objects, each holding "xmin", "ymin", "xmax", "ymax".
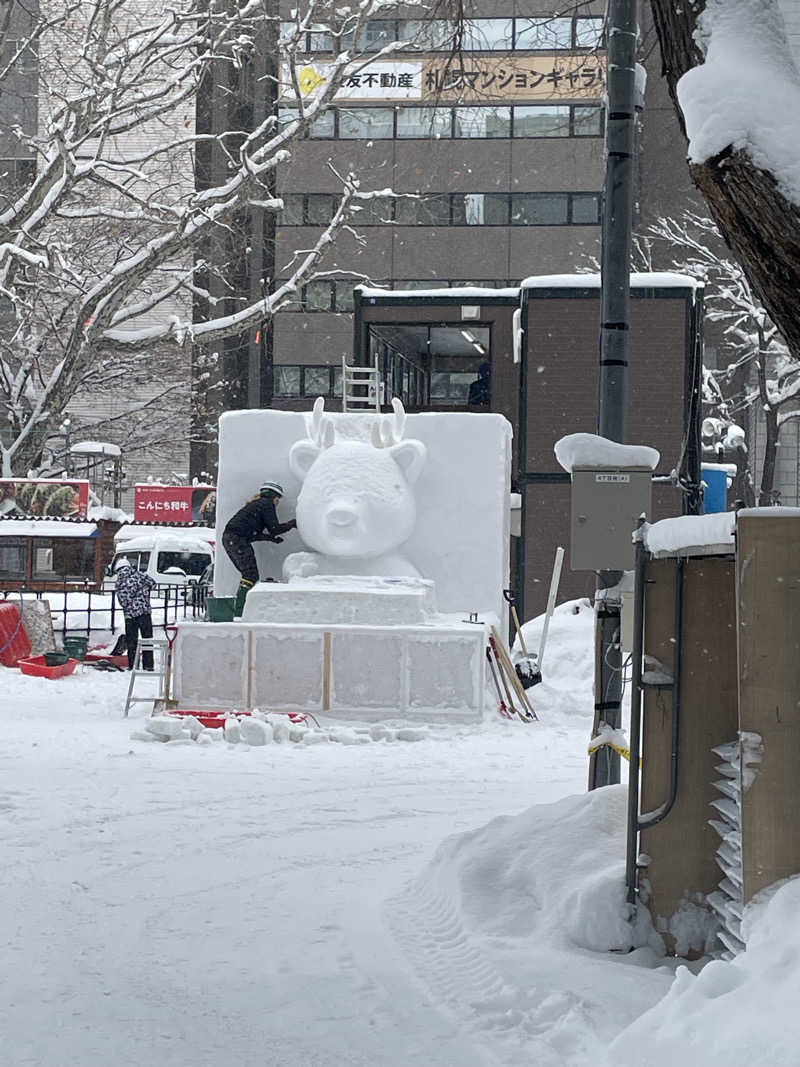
[{"xmin": 1, "ymin": 581, "xmax": 208, "ymax": 636}]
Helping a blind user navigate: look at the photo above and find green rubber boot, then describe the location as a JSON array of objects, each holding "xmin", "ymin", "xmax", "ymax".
[{"xmin": 234, "ymin": 579, "xmax": 254, "ymax": 617}]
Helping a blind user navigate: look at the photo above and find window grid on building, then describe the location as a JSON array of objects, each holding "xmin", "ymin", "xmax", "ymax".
[
  {"xmin": 279, "ymin": 16, "xmax": 605, "ymax": 54},
  {"xmin": 280, "ymin": 103, "xmax": 602, "ymax": 140},
  {"xmin": 278, "ymin": 190, "xmax": 600, "ymax": 228}
]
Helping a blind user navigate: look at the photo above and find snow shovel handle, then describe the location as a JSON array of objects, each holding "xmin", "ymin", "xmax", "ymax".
[
  {"xmin": 164, "ymin": 625, "xmax": 179, "ymax": 650},
  {"xmin": 503, "ymin": 589, "xmax": 528, "ymax": 656}
]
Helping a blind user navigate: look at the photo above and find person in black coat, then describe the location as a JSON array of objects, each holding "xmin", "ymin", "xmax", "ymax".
[
  {"xmin": 222, "ymin": 481, "xmax": 296, "ymax": 605},
  {"xmin": 114, "ymin": 557, "xmax": 157, "ymax": 670}
]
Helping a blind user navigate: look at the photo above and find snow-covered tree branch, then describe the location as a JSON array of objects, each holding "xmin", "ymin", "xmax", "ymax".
[{"xmin": 0, "ymin": 0, "xmax": 421, "ymax": 476}]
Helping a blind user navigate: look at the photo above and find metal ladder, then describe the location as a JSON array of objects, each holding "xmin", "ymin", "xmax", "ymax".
[
  {"xmin": 341, "ymin": 356, "xmax": 381, "ymax": 412},
  {"xmin": 123, "ymin": 635, "xmax": 170, "ymax": 717}
]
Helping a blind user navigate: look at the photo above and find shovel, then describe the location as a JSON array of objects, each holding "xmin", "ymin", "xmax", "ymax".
[{"xmin": 504, "ymin": 589, "xmax": 541, "ymax": 689}]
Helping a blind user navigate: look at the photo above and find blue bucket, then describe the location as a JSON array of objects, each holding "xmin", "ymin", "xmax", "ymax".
[{"xmin": 702, "ymin": 465, "xmax": 728, "ymax": 514}]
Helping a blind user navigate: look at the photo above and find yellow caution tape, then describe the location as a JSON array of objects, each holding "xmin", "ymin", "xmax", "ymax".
[{"xmin": 587, "ymin": 737, "xmax": 632, "ymax": 762}]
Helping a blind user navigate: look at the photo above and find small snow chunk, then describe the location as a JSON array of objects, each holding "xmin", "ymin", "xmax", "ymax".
[
  {"xmin": 395, "ymin": 727, "xmax": 427, "ymax": 743},
  {"xmin": 240, "ymin": 718, "xmax": 274, "ymax": 746},
  {"xmin": 370, "ymin": 724, "xmax": 395, "ymax": 742},
  {"xmin": 270, "ymin": 718, "xmax": 291, "ymax": 743},
  {"xmin": 145, "ymin": 716, "xmax": 187, "ymax": 740},
  {"xmin": 130, "ymin": 729, "xmax": 160, "ymax": 743},
  {"xmin": 301, "ymin": 730, "xmax": 329, "ymax": 745},
  {"xmin": 224, "ymin": 718, "xmax": 242, "ymax": 744}
]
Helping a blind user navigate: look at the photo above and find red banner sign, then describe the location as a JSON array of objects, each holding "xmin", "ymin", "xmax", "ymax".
[
  {"xmin": 0, "ymin": 478, "xmax": 90, "ymax": 519},
  {"xmin": 133, "ymin": 484, "xmax": 216, "ymax": 524}
]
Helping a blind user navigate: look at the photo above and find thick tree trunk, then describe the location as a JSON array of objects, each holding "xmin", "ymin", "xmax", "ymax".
[{"xmin": 648, "ymin": 0, "xmax": 800, "ymax": 363}]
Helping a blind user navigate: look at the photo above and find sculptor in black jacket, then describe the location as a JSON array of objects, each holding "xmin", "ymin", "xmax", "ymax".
[{"xmin": 222, "ymin": 481, "xmax": 296, "ymax": 600}]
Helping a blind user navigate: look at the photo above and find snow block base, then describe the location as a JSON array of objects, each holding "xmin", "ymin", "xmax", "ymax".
[{"xmin": 173, "ymin": 619, "xmax": 485, "ymax": 724}]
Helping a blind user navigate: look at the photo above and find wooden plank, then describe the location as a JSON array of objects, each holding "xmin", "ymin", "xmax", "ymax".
[
  {"xmin": 640, "ymin": 556, "xmax": 738, "ymax": 954},
  {"xmin": 322, "ymin": 631, "xmax": 331, "ymax": 711},
  {"xmin": 737, "ymin": 513, "xmax": 800, "ymax": 903}
]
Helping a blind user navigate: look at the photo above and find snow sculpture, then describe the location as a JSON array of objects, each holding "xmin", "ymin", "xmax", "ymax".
[{"xmin": 284, "ymin": 397, "xmax": 426, "ymax": 579}]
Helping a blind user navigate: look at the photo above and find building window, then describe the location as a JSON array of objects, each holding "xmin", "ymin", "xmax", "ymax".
[
  {"xmin": 309, "ymin": 109, "xmax": 336, "ymax": 138},
  {"xmin": 570, "ymin": 194, "xmax": 601, "ymax": 224},
  {"xmin": 514, "ymin": 17, "xmax": 573, "ymax": 50},
  {"xmin": 574, "ymin": 18, "xmax": 605, "ymax": 48},
  {"xmin": 452, "ymin": 193, "xmax": 509, "ymax": 226},
  {"xmin": 511, "ymin": 194, "xmax": 569, "ymax": 225},
  {"xmin": 0, "ymin": 537, "xmax": 27, "ymax": 579},
  {"xmin": 339, "ymin": 107, "xmax": 394, "ymax": 139},
  {"xmin": 461, "ymin": 19, "xmax": 514, "ymax": 50},
  {"xmin": 305, "ymin": 280, "xmax": 334, "ymax": 310},
  {"xmin": 279, "ymin": 193, "xmax": 304, "ymax": 225},
  {"xmin": 396, "ymin": 106, "xmax": 452, "ymax": 138},
  {"xmin": 572, "ymin": 106, "xmax": 603, "ymax": 137},
  {"xmin": 334, "ymin": 281, "xmax": 357, "ymax": 310},
  {"xmin": 306, "ymin": 193, "xmax": 335, "ymax": 224},
  {"xmin": 513, "ymin": 105, "xmax": 570, "ymax": 138},
  {"xmin": 274, "ymin": 366, "xmax": 301, "ymax": 396},
  {"xmin": 0, "ymin": 158, "xmax": 35, "ymax": 211},
  {"xmin": 394, "ymin": 194, "xmax": 451, "ymax": 225},
  {"xmin": 304, "ymin": 367, "xmax": 332, "ymax": 396},
  {"xmin": 454, "ymin": 105, "xmax": 511, "ymax": 138}
]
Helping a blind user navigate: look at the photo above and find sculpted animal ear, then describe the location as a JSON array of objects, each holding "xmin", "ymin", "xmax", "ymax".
[
  {"xmin": 289, "ymin": 439, "xmax": 319, "ymax": 481},
  {"xmin": 389, "ymin": 439, "xmax": 426, "ymax": 485}
]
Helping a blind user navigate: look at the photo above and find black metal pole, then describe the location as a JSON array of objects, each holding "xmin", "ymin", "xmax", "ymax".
[{"xmin": 590, "ymin": 0, "xmax": 638, "ymax": 790}]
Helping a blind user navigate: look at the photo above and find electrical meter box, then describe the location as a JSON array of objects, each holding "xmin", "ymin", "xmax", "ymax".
[{"xmin": 570, "ymin": 468, "xmax": 652, "ymax": 571}]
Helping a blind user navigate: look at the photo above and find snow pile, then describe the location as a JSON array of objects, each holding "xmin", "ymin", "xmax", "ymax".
[
  {"xmin": 610, "ymin": 876, "xmax": 800, "ymax": 1067},
  {"xmin": 677, "ymin": 0, "xmax": 800, "ymax": 205},
  {"xmin": 554, "ymin": 433, "xmax": 660, "ymax": 473},
  {"xmin": 132, "ymin": 712, "xmax": 430, "ymax": 747},
  {"xmin": 390, "ymin": 785, "xmax": 670, "ymax": 1065},
  {"xmin": 641, "ymin": 512, "xmax": 735, "ymax": 556}
]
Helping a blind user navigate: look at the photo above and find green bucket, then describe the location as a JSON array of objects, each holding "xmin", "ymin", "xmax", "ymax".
[
  {"xmin": 62, "ymin": 635, "xmax": 89, "ymax": 660},
  {"xmin": 207, "ymin": 596, "xmax": 236, "ymax": 623}
]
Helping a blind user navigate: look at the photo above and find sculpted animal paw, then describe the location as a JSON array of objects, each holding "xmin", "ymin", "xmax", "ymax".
[{"xmin": 283, "ymin": 551, "xmax": 320, "ymax": 580}]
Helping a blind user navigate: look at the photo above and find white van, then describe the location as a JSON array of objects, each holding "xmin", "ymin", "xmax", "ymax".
[{"xmin": 105, "ymin": 534, "xmax": 214, "ymax": 589}]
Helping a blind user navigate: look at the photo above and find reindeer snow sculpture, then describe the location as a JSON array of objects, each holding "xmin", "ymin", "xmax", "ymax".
[{"xmin": 284, "ymin": 398, "xmax": 427, "ymax": 579}]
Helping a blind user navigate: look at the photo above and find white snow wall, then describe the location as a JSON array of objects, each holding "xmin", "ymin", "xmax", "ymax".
[{"xmin": 216, "ymin": 409, "xmax": 512, "ymax": 622}]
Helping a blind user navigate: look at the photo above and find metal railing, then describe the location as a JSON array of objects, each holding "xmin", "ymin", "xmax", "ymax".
[{"xmin": 1, "ymin": 581, "xmax": 209, "ymax": 636}]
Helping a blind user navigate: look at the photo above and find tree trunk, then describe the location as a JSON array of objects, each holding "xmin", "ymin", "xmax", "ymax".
[
  {"xmin": 648, "ymin": 0, "xmax": 800, "ymax": 363},
  {"xmin": 759, "ymin": 408, "xmax": 779, "ymax": 506}
]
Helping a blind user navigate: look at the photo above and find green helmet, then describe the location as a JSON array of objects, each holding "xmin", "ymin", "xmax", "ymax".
[{"xmin": 260, "ymin": 481, "xmax": 283, "ymax": 498}]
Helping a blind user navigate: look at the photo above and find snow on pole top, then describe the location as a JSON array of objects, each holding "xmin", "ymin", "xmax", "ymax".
[{"xmin": 554, "ymin": 433, "xmax": 660, "ymax": 473}]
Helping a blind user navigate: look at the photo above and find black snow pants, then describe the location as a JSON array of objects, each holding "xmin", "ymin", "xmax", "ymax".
[
  {"xmin": 222, "ymin": 529, "xmax": 259, "ymax": 584},
  {"xmin": 125, "ymin": 613, "xmax": 154, "ymax": 670}
]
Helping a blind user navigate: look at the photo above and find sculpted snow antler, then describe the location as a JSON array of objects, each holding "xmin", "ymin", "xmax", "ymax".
[
  {"xmin": 309, "ymin": 396, "xmax": 335, "ymax": 449},
  {"xmin": 371, "ymin": 398, "xmax": 407, "ymax": 449}
]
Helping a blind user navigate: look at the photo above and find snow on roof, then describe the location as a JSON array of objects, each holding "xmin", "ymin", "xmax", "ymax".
[
  {"xmin": 70, "ymin": 440, "xmax": 122, "ymax": 456},
  {"xmin": 677, "ymin": 1, "xmax": 800, "ymax": 206},
  {"xmin": 555, "ymin": 433, "xmax": 660, "ymax": 473},
  {"xmin": 736, "ymin": 506, "xmax": 800, "ymax": 520},
  {"xmin": 115, "ymin": 523, "xmax": 215, "ymax": 543},
  {"xmin": 117, "ymin": 536, "xmax": 213, "ymax": 554},
  {"xmin": 640, "ymin": 512, "xmax": 736, "ymax": 557},
  {"xmin": 521, "ymin": 272, "xmax": 702, "ymax": 290},
  {"xmin": 0, "ymin": 519, "xmax": 98, "ymax": 538},
  {"xmin": 357, "ymin": 286, "xmax": 520, "ymax": 299},
  {"xmin": 87, "ymin": 505, "xmax": 131, "ymax": 523}
]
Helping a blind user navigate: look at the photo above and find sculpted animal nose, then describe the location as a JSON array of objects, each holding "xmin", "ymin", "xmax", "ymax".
[{"xmin": 327, "ymin": 506, "xmax": 357, "ymax": 528}]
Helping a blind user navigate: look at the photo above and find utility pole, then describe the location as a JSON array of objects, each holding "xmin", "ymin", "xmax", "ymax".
[{"xmin": 589, "ymin": 0, "xmax": 638, "ymax": 790}]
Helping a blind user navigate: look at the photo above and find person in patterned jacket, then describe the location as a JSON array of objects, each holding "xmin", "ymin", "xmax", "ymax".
[{"xmin": 114, "ymin": 557, "xmax": 156, "ymax": 670}]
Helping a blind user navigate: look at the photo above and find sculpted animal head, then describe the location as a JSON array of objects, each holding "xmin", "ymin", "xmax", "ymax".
[{"xmin": 288, "ymin": 398, "xmax": 426, "ymax": 559}]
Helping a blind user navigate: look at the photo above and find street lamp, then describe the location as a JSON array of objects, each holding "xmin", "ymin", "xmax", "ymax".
[{"xmin": 59, "ymin": 418, "xmax": 73, "ymax": 476}]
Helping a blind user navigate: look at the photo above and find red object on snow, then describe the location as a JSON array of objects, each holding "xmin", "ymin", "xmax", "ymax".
[
  {"xmin": 0, "ymin": 602, "xmax": 32, "ymax": 667},
  {"xmin": 84, "ymin": 650, "xmax": 128, "ymax": 668},
  {"xmin": 167, "ymin": 709, "xmax": 251, "ymax": 730},
  {"xmin": 18, "ymin": 655, "xmax": 79, "ymax": 679}
]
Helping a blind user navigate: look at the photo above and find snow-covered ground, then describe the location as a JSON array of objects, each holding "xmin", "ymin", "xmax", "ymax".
[{"xmin": 2, "ymin": 598, "xmax": 797, "ymax": 1066}]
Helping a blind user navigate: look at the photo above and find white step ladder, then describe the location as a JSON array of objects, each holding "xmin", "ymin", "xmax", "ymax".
[
  {"xmin": 123, "ymin": 635, "xmax": 170, "ymax": 717},
  {"xmin": 342, "ymin": 356, "xmax": 381, "ymax": 412}
]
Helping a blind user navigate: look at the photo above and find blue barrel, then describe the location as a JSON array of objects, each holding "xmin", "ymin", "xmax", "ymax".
[{"xmin": 702, "ymin": 465, "xmax": 728, "ymax": 514}]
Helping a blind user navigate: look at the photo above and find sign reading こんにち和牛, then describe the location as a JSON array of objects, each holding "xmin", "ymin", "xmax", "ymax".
[{"xmin": 133, "ymin": 484, "xmax": 216, "ymax": 524}]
